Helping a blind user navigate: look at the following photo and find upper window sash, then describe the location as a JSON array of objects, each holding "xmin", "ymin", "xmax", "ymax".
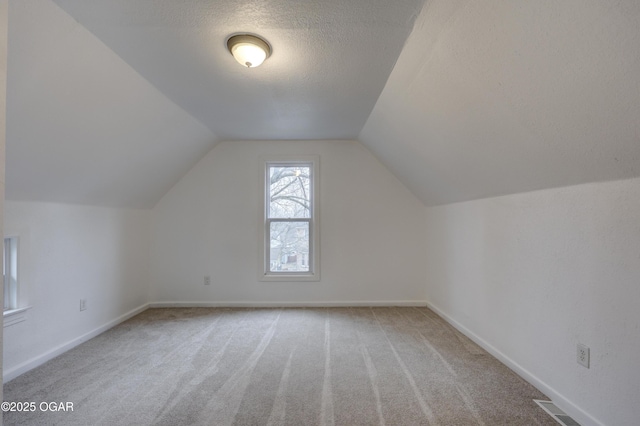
[{"xmin": 266, "ymin": 163, "xmax": 313, "ymax": 220}]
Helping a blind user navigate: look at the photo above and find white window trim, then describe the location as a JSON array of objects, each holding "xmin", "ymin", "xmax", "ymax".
[
  {"xmin": 4, "ymin": 236, "xmax": 18, "ymax": 311},
  {"xmin": 3, "ymin": 236, "xmax": 30, "ymax": 327},
  {"xmin": 4, "ymin": 306, "xmax": 31, "ymax": 328},
  {"xmin": 259, "ymin": 156, "xmax": 320, "ymax": 282}
]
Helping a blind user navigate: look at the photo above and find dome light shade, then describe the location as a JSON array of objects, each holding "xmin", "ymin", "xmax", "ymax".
[{"xmin": 227, "ymin": 34, "xmax": 271, "ymax": 68}]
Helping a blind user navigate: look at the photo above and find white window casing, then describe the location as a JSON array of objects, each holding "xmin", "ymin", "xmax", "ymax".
[
  {"xmin": 4, "ymin": 237, "xmax": 18, "ymax": 311},
  {"xmin": 259, "ymin": 156, "xmax": 320, "ymax": 282}
]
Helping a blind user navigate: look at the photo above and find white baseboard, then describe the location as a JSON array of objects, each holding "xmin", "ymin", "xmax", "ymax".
[
  {"xmin": 424, "ymin": 301, "xmax": 604, "ymax": 426},
  {"xmin": 149, "ymin": 300, "xmax": 429, "ymax": 308},
  {"xmin": 3, "ymin": 303, "xmax": 150, "ymax": 383}
]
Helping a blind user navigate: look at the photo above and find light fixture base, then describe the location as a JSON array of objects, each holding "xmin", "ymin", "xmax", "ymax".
[{"xmin": 226, "ymin": 34, "xmax": 272, "ymax": 68}]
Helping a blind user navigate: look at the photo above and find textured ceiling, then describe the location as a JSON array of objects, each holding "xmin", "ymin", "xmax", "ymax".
[
  {"xmin": 51, "ymin": 0, "xmax": 426, "ymax": 140},
  {"xmin": 7, "ymin": 0, "xmax": 424, "ymax": 207},
  {"xmin": 6, "ymin": 0, "xmax": 640, "ymax": 209},
  {"xmin": 360, "ymin": 0, "xmax": 640, "ymax": 206}
]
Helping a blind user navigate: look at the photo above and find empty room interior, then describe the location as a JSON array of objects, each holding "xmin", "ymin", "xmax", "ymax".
[{"xmin": 1, "ymin": 0, "xmax": 639, "ymax": 425}]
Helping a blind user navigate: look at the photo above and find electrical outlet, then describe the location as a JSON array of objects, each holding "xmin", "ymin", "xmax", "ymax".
[
  {"xmin": 80, "ymin": 298, "xmax": 87, "ymax": 311},
  {"xmin": 204, "ymin": 276, "xmax": 211, "ymax": 286},
  {"xmin": 577, "ymin": 343, "xmax": 590, "ymax": 368}
]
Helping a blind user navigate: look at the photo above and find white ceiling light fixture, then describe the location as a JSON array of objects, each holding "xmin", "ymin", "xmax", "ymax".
[{"xmin": 227, "ymin": 34, "xmax": 272, "ymax": 68}]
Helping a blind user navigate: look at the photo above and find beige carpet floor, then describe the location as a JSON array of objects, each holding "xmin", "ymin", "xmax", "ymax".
[{"xmin": 4, "ymin": 307, "xmax": 556, "ymax": 425}]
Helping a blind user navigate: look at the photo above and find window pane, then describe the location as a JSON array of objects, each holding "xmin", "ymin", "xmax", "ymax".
[
  {"xmin": 269, "ymin": 221, "xmax": 310, "ymax": 272},
  {"xmin": 269, "ymin": 165, "xmax": 311, "ymax": 218},
  {"xmin": 3, "ymin": 239, "xmax": 8, "ymax": 310},
  {"xmin": 4, "ymin": 238, "xmax": 17, "ymax": 311}
]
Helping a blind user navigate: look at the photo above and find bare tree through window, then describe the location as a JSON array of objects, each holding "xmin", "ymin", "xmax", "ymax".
[{"xmin": 267, "ymin": 165, "xmax": 311, "ymax": 272}]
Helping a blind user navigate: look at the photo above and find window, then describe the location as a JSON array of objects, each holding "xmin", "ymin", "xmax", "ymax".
[
  {"xmin": 260, "ymin": 158, "xmax": 319, "ymax": 281},
  {"xmin": 4, "ymin": 237, "xmax": 18, "ymax": 311},
  {"xmin": 3, "ymin": 236, "xmax": 29, "ymax": 327}
]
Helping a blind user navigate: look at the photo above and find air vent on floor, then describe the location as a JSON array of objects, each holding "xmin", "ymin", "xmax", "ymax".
[{"xmin": 534, "ymin": 400, "xmax": 581, "ymax": 426}]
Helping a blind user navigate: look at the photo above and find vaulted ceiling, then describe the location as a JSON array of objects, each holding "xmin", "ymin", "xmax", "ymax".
[
  {"xmin": 6, "ymin": 0, "xmax": 640, "ymax": 208},
  {"xmin": 361, "ymin": 0, "xmax": 640, "ymax": 205}
]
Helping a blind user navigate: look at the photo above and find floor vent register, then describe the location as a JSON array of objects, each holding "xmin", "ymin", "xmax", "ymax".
[{"xmin": 534, "ymin": 400, "xmax": 581, "ymax": 426}]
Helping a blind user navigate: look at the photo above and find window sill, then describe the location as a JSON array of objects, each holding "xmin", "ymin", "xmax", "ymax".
[
  {"xmin": 260, "ymin": 273, "xmax": 320, "ymax": 282},
  {"xmin": 4, "ymin": 306, "xmax": 31, "ymax": 327}
]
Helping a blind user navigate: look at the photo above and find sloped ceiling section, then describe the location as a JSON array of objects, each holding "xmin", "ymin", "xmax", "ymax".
[
  {"xmin": 7, "ymin": 0, "xmax": 218, "ymax": 208},
  {"xmin": 360, "ymin": 0, "xmax": 640, "ymax": 206},
  {"xmin": 51, "ymin": 0, "xmax": 426, "ymax": 140}
]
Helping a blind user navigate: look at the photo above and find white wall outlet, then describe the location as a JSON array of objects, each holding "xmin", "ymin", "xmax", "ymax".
[
  {"xmin": 577, "ymin": 343, "xmax": 590, "ymax": 368},
  {"xmin": 204, "ymin": 276, "xmax": 211, "ymax": 285},
  {"xmin": 80, "ymin": 298, "xmax": 87, "ymax": 311}
]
